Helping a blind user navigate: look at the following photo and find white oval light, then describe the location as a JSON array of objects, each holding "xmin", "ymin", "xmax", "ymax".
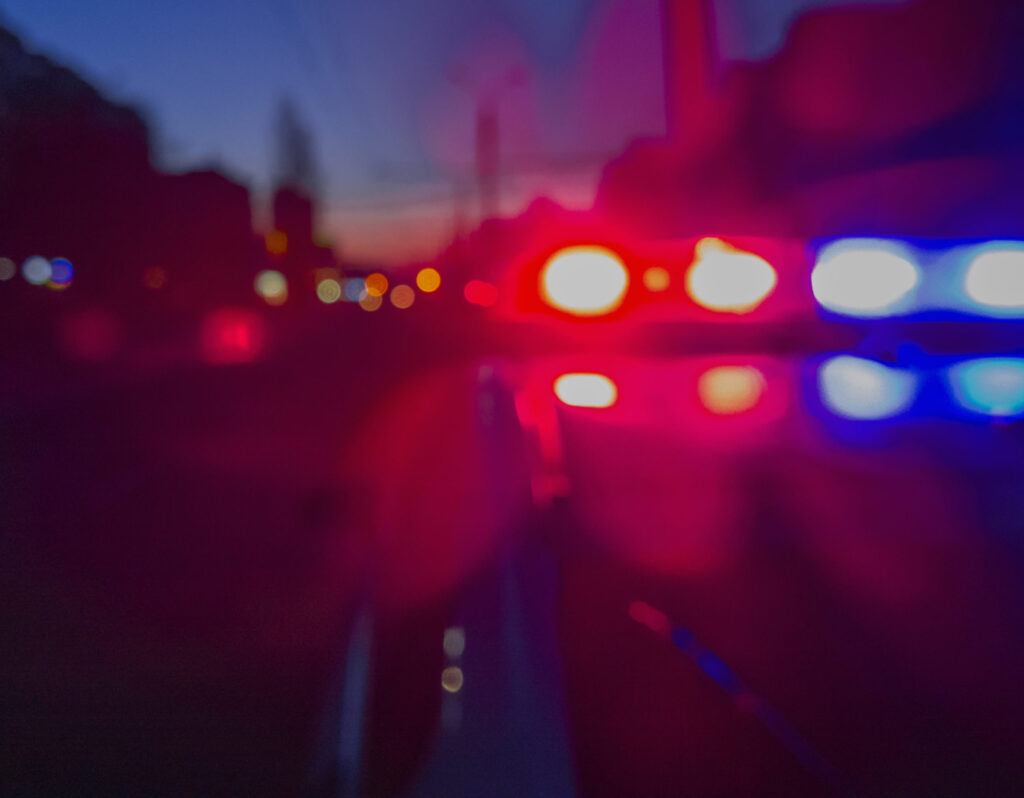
[
  {"xmin": 964, "ymin": 249, "xmax": 1024, "ymax": 310},
  {"xmin": 553, "ymin": 373, "xmax": 618, "ymax": 408},
  {"xmin": 818, "ymin": 355, "xmax": 918, "ymax": 419},
  {"xmin": 811, "ymin": 240, "xmax": 919, "ymax": 316},
  {"xmin": 540, "ymin": 246, "xmax": 629, "ymax": 316},
  {"xmin": 685, "ymin": 238, "xmax": 777, "ymax": 313}
]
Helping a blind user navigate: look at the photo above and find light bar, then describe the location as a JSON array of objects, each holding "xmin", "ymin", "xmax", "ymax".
[
  {"xmin": 685, "ymin": 238, "xmax": 777, "ymax": 313},
  {"xmin": 553, "ymin": 373, "xmax": 618, "ymax": 408},
  {"xmin": 697, "ymin": 365, "xmax": 766, "ymax": 414},
  {"xmin": 947, "ymin": 358, "xmax": 1024, "ymax": 417},
  {"xmin": 811, "ymin": 239, "xmax": 919, "ymax": 317},
  {"xmin": 540, "ymin": 246, "xmax": 629, "ymax": 317},
  {"xmin": 963, "ymin": 247, "xmax": 1024, "ymax": 312},
  {"xmin": 818, "ymin": 355, "xmax": 918, "ymax": 419}
]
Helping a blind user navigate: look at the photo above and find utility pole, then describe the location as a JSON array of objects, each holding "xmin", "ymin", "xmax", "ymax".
[
  {"xmin": 449, "ymin": 66, "xmax": 527, "ymax": 224},
  {"xmin": 662, "ymin": 0, "xmax": 720, "ymax": 151}
]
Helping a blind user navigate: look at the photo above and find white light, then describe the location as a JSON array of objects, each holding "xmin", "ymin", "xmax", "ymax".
[
  {"xmin": 254, "ymin": 269, "xmax": 288, "ymax": 305},
  {"xmin": 818, "ymin": 355, "xmax": 918, "ymax": 419},
  {"xmin": 540, "ymin": 246, "xmax": 629, "ymax": 316},
  {"xmin": 443, "ymin": 627, "xmax": 465, "ymax": 658},
  {"xmin": 22, "ymin": 256, "xmax": 51, "ymax": 285},
  {"xmin": 317, "ymin": 278, "xmax": 342, "ymax": 304},
  {"xmin": 811, "ymin": 240, "xmax": 919, "ymax": 316},
  {"xmin": 964, "ymin": 249, "xmax": 1024, "ymax": 310},
  {"xmin": 553, "ymin": 373, "xmax": 618, "ymax": 408},
  {"xmin": 685, "ymin": 238, "xmax": 777, "ymax": 313}
]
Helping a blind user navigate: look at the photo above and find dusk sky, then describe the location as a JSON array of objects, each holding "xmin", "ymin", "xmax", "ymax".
[{"xmin": 0, "ymin": 0, "xmax": 898, "ymax": 263}]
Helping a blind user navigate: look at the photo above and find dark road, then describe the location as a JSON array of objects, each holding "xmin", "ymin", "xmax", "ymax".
[{"xmin": 7, "ymin": 321, "xmax": 1024, "ymax": 795}]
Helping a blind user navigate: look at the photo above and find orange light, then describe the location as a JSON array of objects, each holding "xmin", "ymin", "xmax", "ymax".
[
  {"xmin": 359, "ymin": 293, "xmax": 383, "ymax": 311},
  {"xmin": 265, "ymin": 230, "xmax": 288, "ymax": 256},
  {"xmin": 365, "ymin": 272, "xmax": 389, "ymax": 297},
  {"xmin": 540, "ymin": 246, "xmax": 629, "ymax": 316},
  {"xmin": 390, "ymin": 284, "xmax": 415, "ymax": 309},
  {"xmin": 553, "ymin": 373, "xmax": 618, "ymax": 408},
  {"xmin": 686, "ymin": 238, "xmax": 777, "ymax": 313},
  {"xmin": 697, "ymin": 366, "xmax": 766, "ymax": 414},
  {"xmin": 642, "ymin": 266, "xmax": 670, "ymax": 292},
  {"xmin": 441, "ymin": 666, "xmax": 464, "ymax": 693},
  {"xmin": 416, "ymin": 267, "xmax": 441, "ymax": 293}
]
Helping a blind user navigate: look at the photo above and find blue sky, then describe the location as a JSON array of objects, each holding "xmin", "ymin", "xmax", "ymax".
[{"xmin": 0, "ymin": 0, "xmax": 899, "ymax": 261}]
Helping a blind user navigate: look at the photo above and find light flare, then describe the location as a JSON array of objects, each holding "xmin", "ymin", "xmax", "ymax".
[
  {"xmin": 540, "ymin": 246, "xmax": 629, "ymax": 316},
  {"xmin": 553, "ymin": 373, "xmax": 618, "ymax": 408},
  {"xmin": 686, "ymin": 238, "xmax": 777, "ymax": 313}
]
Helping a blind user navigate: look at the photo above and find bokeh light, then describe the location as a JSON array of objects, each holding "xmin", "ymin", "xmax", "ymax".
[
  {"xmin": 964, "ymin": 249, "xmax": 1024, "ymax": 310},
  {"xmin": 947, "ymin": 358, "xmax": 1024, "ymax": 417},
  {"xmin": 265, "ymin": 230, "xmax": 287, "ymax": 256},
  {"xmin": 698, "ymin": 366, "xmax": 766, "ymax": 414},
  {"xmin": 628, "ymin": 600, "xmax": 671, "ymax": 636},
  {"xmin": 254, "ymin": 269, "xmax": 288, "ymax": 306},
  {"xmin": 359, "ymin": 293, "xmax": 383, "ymax": 311},
  {"xmin": 464, "ymin": 279, "xmax": 498, "ymax": 307},
  {"xmin": 416, "ymin": 267, "xmax": 441, "ymax": 293},
  {"xmin": 200, "ymin": 308, "xmax": 265, "ymax": 364},
  {"xmin": 22, "ymin": 256, "xmax": 50, "ymax": 285},
  {"xmin": 441, "ymin": 666, "xmax": 464, "ymax": 693},
  {"xmin": 553, "ymin": 373, "xmax": 618, "ymax": 408},
  {"xmin": 812, "ymin": 240, "xmax": 919, "ymax": 316},
  {"xmin": 365, "ymin": 272, "xmax": 389, "ymax": 297},
  {"xmin": 142, "ymin": 266, "xmax": 168, "ymax": 290},
  {"xmin": 540, "ymin": 246, "xmax": 629, "ymax": 316},
  {"xmin": 443, "ymin": 627, "xmax": 466, "ymax": 658},
  {"xmin": 390, "ymin": 284, "xmax": 415, "ymax": 309},
  {"xmin": 343, "ymin": 277, "xmax": 367, "ymax": 302},
  {"xmin": 642, "ymin": 266, "xmax": 671, "ymax": 292},
  {"xmin": 47, "ymin": 257, "xmax": 73, "ymax": 289},
  {"xmin": 686, "ymin": 238, "xmax": 776, "ymax": 313},
  {"xmin": 818, "ymin": 355, "xmax": 918, "ymax": 419},
  {"xmin": 317, "ymin": 278, "xmax": 342, "ymax": 304},
  {"xmin": 0, "ymin": 257, "xmax": 16, "ymax": 281}
]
